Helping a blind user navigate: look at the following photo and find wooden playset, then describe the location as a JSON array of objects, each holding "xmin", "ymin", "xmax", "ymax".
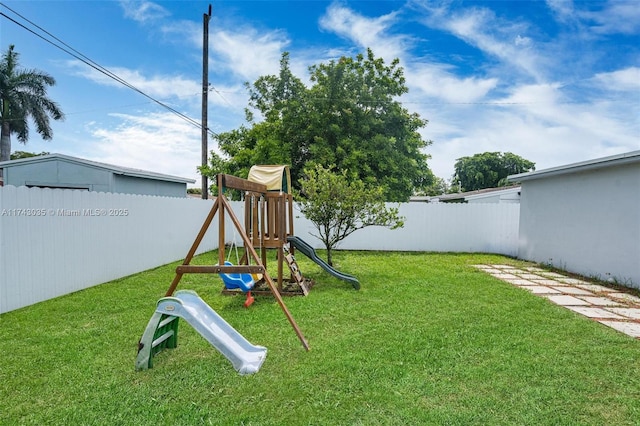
[
  {"xmin": 163, "ymin": 166, "xmax": 310, "ymax": 350},
  {"xmin": 226, "ymin": 164, "xmax": 312, "ymax": 296},
  {"xmin": 137, "ymin": 165, "xmax": 362, "ymax": 369}
]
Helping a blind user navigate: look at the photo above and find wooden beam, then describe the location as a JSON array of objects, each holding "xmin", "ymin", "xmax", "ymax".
[
  {"xmin": 176, "ymin": 265, "xmax": 265, "ymax": 274},
  {"xmin": 218, "ymin": 174, "xmax": 226, "ymax": 267},
  {"xmin": 220, "ymin": 195, "xmax": 310, "ymax": 351},
  {"xmin": 165, "ymin": 198, "xmax": 219, "ymax": 297},
  {"xmin": 220, "ymin": 174, "xmax": 267, "ymax": 193}
]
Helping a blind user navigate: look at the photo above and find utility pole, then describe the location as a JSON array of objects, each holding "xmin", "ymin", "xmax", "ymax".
[{"xmin": 201, "ymin": 4, "xmax": 212, "ymax": 199}]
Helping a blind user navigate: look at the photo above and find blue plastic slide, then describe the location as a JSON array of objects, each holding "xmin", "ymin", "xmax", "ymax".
[{"xmin": 287, "ymin": 236, "xmax": 360, "ymax": 290}]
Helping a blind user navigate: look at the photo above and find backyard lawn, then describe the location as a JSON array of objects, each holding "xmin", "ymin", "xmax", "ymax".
[{"xmin": 1, "ymin": 251, "xmax": 640, "ymax": 425}]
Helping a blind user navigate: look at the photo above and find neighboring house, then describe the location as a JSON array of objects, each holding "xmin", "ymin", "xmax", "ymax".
[
  {"xmin": 421, "ymin": 185, "xmax": 521, "ymax": 204},
  {"xmin": 0, "ymin": 153, "xmax": 195, "ymax": 197},
  {"xmin": 508, "ymin": 150, "xmax": 640, "ymax": 289}
]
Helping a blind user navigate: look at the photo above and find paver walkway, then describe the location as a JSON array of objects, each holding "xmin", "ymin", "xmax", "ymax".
[{"xmin": 474, "ymin": 264, "xmax": 640, "ymax": 339}]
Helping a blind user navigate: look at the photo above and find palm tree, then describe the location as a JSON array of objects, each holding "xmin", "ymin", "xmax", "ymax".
[{"xmin": 0, "ymin": 44, "xmax": 64, "ymax": 163}]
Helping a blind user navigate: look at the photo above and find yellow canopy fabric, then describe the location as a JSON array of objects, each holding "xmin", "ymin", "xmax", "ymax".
[{"xmin": 247, "ymin": 165, "xmax": 291, "ymax": 193}]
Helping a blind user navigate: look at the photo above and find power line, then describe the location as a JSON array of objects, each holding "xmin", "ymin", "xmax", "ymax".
[
  {"xmin": 209, "ymin": 85, "xmax": 235, "ymax": 108},
  {"xmin": 0, "ymin": 3, "xmax": 218, "ymax": 137}
]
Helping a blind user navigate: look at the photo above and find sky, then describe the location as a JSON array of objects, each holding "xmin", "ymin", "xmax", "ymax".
[{"xmin": 1, "ymin": 0, "xmax": 639, "ymax": 188}]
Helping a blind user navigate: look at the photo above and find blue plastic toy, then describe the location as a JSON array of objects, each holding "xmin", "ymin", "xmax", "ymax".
[{"xmin": 220, "ymin": 261, "xmax": 255, "ymax": 307}]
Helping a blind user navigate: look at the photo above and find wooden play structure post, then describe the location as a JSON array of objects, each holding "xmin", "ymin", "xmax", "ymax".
[
  {"xmin": 237, "ymin": 166, "xmax": 309, "ymax": 295},
  {"xmin": 164, "ymin": 171, "xmax": 309, "ymax": 351}
]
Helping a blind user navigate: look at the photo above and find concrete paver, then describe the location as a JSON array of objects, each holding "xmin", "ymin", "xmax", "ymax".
[
  {"xmin": 523, "ymin": 286, "xmax": 562, "ymax": 295},
  {"xmin": 539, "ymin": 272, "xmax": 566, "ymax": 278},
  {"xmin": 606, "ymin": 308, "xmax": 640, "ymax": 320},
  {"xmin": 576, "ymin": 284, "xmax": 616, "ymax": 293},
  {"xmin": 578, "ymin": 296, "xmax": 622, "ymax": 306},
  {"xmin": 516, "ymin": 273, "xmax": 547, "ymax": 280},
  {"xmin": 489, "ymin": 273, "xmax": 519, "ymax": 279},
  {"xmin": 610, "ymin": 293, "xmax": 640, "ymax": 304},
  {"xmin": 564, "ymin": 306, "xmax": 624, "ymax": 319},
  {"xmin": 550, "ymin": 286, "xmax": 594, "ymax": 296},
  {"xmin": 474, "ymin": 264, "xmax": 640, "ymax": 340},
  {"xmin": 530, "ymin": 279, "xmax": 564, "ymax": 286},
  {"xmin": 547, "ymin": 295, "xmax": 591, "ymax": 306},
  {"xmin": 504, "ymin": 279, "xmax": 535, "ymax": 286},
  {"xmin": 557, "ymin": 278, "xmax": 590, "ymax": 285},
  {"xmin": 598, "ymin": 321, "xmax": 640, "ymax": 338}
]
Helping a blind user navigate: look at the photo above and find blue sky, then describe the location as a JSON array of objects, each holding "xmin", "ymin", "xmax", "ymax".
[{"xmin": 2, "ymin": 0, "xmax": 639, "ymax": 187}]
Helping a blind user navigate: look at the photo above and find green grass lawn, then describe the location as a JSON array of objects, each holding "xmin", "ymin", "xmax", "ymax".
[{"xmin": 2, "ymin": 251, "xmax": 640, "ymax": 425}]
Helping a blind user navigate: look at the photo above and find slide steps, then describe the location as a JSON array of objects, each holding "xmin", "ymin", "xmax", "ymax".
[{"xmin": 136, "ymin": 290, "xmax": 266, "ymax": 375}]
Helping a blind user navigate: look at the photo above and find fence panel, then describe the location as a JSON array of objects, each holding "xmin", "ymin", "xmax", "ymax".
[
  {"xmin": 290, "ymin": 202, "xmax": 520, "ymax": 255},
  {"xmin": 0, "ymin": 186, "xmax": 218, "ymax": 314},
  {"xmin": 1, "ymin": 188, "xmax": 519, "ymax": 314}
]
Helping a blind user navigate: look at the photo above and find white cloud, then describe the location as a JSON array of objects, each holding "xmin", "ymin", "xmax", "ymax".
[
  {"xmin": 64, "ymin": 60, "xmax": 201, "ymax": 103},
  {"xmin": 497, "ymin": 83, "xmax": 638, "ymax": 147},
  {"xmin": 56, "ymin": 0, "xmax": 638, "ymax": 188},
  {"xmin": 585, "ymin": 0, "xmax": 640, "ymax": 35},
  {"xmin": 547, "ymin": 0, "xmax": 640, "ymax": 35},
  {"xmin": 514, "ymin": 35, "xmax": 532, "ymax": 47},
  {"xmin": 406, "ymin": 63, "xmax": 498, "ymax": 103},
  {"xmin": 499, "ymin": 82, "xmax": 563, "ymax": 106},
  {"xmin": 424, "ymin": 103, "xmax": 637, "ymax": 180},
  {"xmin": 319, "ymin": 4, "xmax": 499, "ymax": 103},
  {"xmin": 211, "ymin": 28, "xmax": 290, "ymax": 81},
  {"xmin": 158, "ymin": 19, "xmax": 202, "ymax": 47},
  {"xmin": 319, "ymin": 3, "xmax": 409, "ymax": 62},
  {"xmin": 119, "ymin": 0, "xmax": 170, "ymax": 24},
  {"xmin": 416, "ymin": 75, "xmax": 639, "ymax": 180},
  {"xmin": 448, "ymin": 12, "xmax": 543, "ymax": 81},
  {"xmin": 545, "ymin": 0, "xmax": 576, "ymax": 23},
  {"xmin": 593, "ymin": 67, "xmax": 640, "ymax": 91},
  {"xmin": 412, "ymin": 1, "xmax": 548, "ymax": 82},
  {"xmin": 87, "ymin": 112, "xmax": 202, "ymax": 184}
]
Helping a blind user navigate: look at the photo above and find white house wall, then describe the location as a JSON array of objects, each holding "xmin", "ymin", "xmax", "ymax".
[{"xmin": 518, "ymin": 162, "xmax": 640, "ymax": 288}]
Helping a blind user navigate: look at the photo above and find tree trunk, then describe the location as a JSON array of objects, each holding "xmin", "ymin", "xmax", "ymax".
[
  {"xmin": 0, "ymin": 121, "xmax": 11, "ymax": 162},
  {"xmin": 327, "ymin": 246, "xmax": 333, "ymax": 267}
]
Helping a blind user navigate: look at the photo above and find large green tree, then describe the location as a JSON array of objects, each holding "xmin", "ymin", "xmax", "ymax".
[
  {"xmin": 201, "ymin": 49, "xmax": 433, "ymax": 201},
  {"xmin": 453, "ymin": 152, "xmax": 535, "ymax": 192},
  {"xmin": 0, "ymin": 45, "xmax": 64, "ymax": 163}
]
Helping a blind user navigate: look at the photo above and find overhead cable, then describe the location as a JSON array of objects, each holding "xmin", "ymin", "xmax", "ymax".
[{"xmin": 0, "ymin": 3, "xmax": 217, "ymax": 137}]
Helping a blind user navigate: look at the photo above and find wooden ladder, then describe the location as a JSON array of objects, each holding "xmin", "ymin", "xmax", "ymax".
[{"xmin": 283, "ymin": 244, "xmax": 309, "ymax": 296}]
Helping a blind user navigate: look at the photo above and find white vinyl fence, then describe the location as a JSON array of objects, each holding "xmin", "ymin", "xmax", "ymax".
[
  {"xmin": 1, "ymin": 186, "xmax": 519, "ymax": 314},
  {"xmin": 291, "ymin": 202, "xmax": 520, "ymax": 254},
  {"xmin": 0, "ymin": 186, "xmax": 219, "ymax": 314}
]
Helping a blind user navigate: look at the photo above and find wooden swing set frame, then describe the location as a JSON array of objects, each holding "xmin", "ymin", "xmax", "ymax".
[{"xmin": 164, "ymin": 173, "xmax": 310, "ymax": 351}]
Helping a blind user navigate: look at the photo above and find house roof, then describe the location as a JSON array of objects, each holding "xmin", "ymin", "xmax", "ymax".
[
  {"xmin": 0, "ymin": 153, "xmax": 195, "ymax": 184},
  {"xmin": 508, "ymin": 150, "xmax": 640, "ymax": 183},
  {"xmin": 464, "ymin": 185, "xmax": 521, "ymax": 202},
  {"xmin": 428, "ymin": 185, "xmax": 521, "ymax": 202}
]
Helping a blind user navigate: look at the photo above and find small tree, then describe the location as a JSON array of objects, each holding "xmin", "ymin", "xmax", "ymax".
[{"xmin": 297, "ymin": 165, "xmax": 404, "ymax": 266}]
